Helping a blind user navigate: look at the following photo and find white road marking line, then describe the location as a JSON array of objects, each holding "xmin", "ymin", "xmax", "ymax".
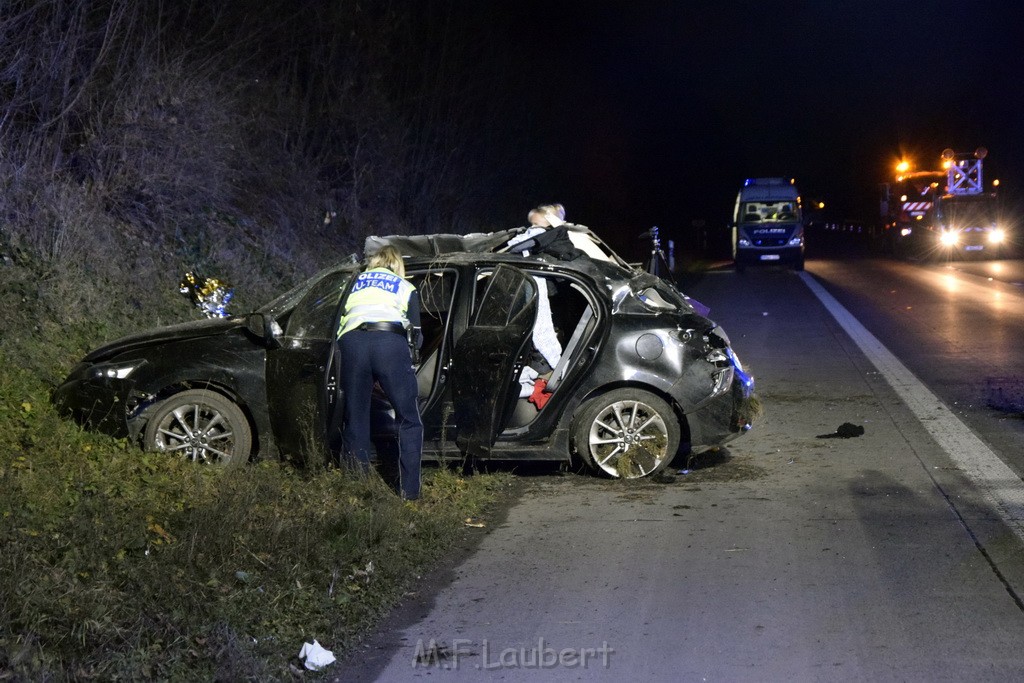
[{"xmin": 799, "ymin": 271, "xmax": 1024, "ymax": 541}]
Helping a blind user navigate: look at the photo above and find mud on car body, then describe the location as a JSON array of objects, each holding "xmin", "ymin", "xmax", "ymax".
[{"xmin": 54, "ymin": 226, "xmax": 756, "ymax": 479}]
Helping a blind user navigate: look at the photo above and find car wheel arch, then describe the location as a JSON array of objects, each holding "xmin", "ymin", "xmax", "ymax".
[
  {"xmin": 134, "ymin": 381, "xmax": 260, "ymax": 454},
  {"xmin": 565, "ymin": 381, "xmax": 690, "ymax": 441},
  {"xmin": 141, "ymin": 388, "xmax": 254, "ymax": 468},
  {"xmin": 568, "ymin": 384, "xmax": 687, "ymax": 478}
]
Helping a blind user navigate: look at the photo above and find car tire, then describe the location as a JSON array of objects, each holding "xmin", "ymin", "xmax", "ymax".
[
  {"xmin": 571, "ymin": 388, "xmax": 680, "ymax": 479},
  {"xmin": 143, "ymin": 389, "xmax": 251, "ymax": 468}
]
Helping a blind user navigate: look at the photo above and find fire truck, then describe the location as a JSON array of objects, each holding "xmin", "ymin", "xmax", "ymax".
[{"xmin": 879, "ymin": 147, "xmax": 1007, "ymax": 259}]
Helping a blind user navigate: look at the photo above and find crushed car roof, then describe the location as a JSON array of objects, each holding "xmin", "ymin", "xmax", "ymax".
[
  {"xmin": 363, "ymin": 226, "xmax": 713, "ymax": 316},
  {"xmin": 365, "ymin": 224, "xmax": 631, "ymax": 268},
  {"xmin": 364, "ymin": 231, "xmax": 518, "ymax": 258}
]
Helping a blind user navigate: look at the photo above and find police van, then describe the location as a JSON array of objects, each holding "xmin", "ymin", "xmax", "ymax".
[{"xmin": 731, "ymin": 177, "xmax": 805, "ymax": 272}]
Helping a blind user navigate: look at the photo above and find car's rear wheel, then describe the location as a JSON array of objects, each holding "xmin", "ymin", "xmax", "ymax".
[
  {"xmin": 143, "ymin": 389, "xmax": 251, "ymax": 468},
  {"xmin": 571, "ymin": 388, "xmax": 680, "ymax": 479}
]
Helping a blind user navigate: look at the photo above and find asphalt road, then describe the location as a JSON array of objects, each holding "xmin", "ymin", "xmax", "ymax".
[
  {"xmin": 332, "ymin": 255, "xmax": 1024, "ymax": 682},
  {"xmin": 807, "ymin": 256, "xmax": 1024, "ymax": 481}
]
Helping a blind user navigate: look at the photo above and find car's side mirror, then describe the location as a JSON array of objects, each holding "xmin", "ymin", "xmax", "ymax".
[{"xmin": 245, "ymin": 313, "xmax": 283, "ymax": 349}]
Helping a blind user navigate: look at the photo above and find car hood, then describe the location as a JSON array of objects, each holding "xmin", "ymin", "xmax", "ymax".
[{"xmin": 82, "ymin": 316, "xmax": 247, "ymax": 362}]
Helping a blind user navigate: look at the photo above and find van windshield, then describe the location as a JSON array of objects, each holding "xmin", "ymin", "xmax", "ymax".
[{"xmin": 741, "ymin": 201, "xmax": 800, "ymax": 223}]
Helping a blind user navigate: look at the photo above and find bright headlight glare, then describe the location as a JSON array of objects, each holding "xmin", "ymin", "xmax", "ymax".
[
  {"xmin": 939, "ymin": 231, "xmax": 959, "ymax": 246},
  {"xmin": 989, "ymin": 229, "xmax": 1006, "ymax": 244},
  {"xmin": 92, "ymin": 362, "xmax": 139, "ymax": 380}
]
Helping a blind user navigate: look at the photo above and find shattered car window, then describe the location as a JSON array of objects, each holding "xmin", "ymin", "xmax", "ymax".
[
  {"xmin": 257, "ymin": 261, "xmax": 357, "ymax": 318},
  {"xmin": 284, "ymin": 270, "xmax": 353, "ymax": 341}
]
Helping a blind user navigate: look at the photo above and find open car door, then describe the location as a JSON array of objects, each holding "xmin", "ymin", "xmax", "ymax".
[
  {"xmin": 451, "ymin": 264, "xmax": 537, "ymax": 458},
  {"xmin": 265, "ymin": 267, "xmax": 357, "ymax": 464}
]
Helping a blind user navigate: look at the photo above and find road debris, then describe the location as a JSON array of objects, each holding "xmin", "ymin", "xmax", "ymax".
[{"xmin": 816, "ymin": 422, "xmax": 865, "ymax": 439}]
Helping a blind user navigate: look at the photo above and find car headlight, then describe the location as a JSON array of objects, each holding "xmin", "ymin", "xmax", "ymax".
[
  {"xmin": 939, "ymin": 231, "xmax": 959, "ymax": 246},
  {"xmin": 91, "ymin": 361, "xmax": 141, "ymax": 380},
  {"xmin": 788, "ymin": 236, "xmax": 804, "ymax": 246},
  {"xmin": 738, "ymin": 238, "xmax": 751, "ymax": 247},
  {"xmin": 989, "ymin": 228, "xmax": 1006, "ymax": 244},
  {"xmin": 706, "ymin": 347, "xmax": 730, "ymax": 368}
]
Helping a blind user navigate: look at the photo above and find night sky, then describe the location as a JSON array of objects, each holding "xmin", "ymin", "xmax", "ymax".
[{"xmin": 475, "ymin": 1, "xmax": 1022, "ymax": 255}]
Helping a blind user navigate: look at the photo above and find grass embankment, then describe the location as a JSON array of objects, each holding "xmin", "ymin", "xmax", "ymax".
[{"xmin": 0, "ymin": 355, "xmax": 513, "ymax": 679}]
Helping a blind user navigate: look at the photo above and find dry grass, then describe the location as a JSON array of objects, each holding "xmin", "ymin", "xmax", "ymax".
[{"xmin": 0, "ymin": 355, "xmax": 513, "ymax": 678}]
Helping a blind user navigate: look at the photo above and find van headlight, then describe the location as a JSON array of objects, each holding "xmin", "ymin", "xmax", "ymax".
[{"xmin": 989, "ymin": 228, "xmax": 1006, "ymax": 244}]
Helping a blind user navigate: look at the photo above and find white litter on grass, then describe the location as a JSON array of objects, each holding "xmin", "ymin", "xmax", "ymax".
[{"xmin": 298, "ymin": 640, "xmax": 336, "ymax": 671}]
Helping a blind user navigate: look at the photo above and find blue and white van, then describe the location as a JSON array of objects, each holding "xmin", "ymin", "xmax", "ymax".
[{"xmin": 731, "ymin": 177, "xmax": 805, "ymax": 272}]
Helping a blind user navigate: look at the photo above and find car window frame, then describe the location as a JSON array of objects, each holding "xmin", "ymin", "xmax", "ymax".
[{"xmin": 282, "ymin": 269, "xmax": 356, "ymax": 341}]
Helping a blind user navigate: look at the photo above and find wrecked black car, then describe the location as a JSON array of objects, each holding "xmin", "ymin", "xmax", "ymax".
[{"xmin": 54, "ymin": 226, "xmax": 756, "ymax": 479}]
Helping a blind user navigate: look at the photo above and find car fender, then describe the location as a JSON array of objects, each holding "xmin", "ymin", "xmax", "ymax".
[{"xmin": 126, "ymin": 341, "xmax": 274, "ymax": 456}]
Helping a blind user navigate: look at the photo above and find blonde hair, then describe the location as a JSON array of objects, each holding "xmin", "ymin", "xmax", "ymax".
[
  {"xmin": 528, "ymin": 203, "xmax": 566, "ymax": 226},
  {"xmin": 528, "ymin": 208, "xmax": 549, "ymax": 226},
  {"xmin": 537, "ymin": 203, "xmax": 566, "ymax": 221},
  {"xmin": 368, "ymin": 245, "xmax": 406, "ymax": 277}
]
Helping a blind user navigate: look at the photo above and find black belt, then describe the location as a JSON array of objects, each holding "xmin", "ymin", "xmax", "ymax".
[{"xmin": 357, "ymin": 321, "xmax": 406, "ymax": 336}]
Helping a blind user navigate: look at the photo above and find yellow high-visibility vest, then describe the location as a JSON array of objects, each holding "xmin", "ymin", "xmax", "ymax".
[{"xmin": 337, "ymin": 267, "xmax": 416, "ymax": 338}]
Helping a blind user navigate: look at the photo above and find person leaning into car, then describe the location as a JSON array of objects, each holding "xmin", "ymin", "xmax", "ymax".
[{"xmin": 337, "ymin": 245, "xmax": 424, "ymax": 501}]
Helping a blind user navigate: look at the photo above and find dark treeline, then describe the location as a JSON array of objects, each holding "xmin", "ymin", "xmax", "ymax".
[{"xmin": 0, "ymin": 0, "xmax": 535, "ymax": 359}]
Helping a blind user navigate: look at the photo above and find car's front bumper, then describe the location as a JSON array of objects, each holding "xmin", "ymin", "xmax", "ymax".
[
  {"xmin": 684, "ymin": 363, "xmax": 756, "ymax": 452},
  {"xmin": 52, "ymin": 369, "xmax": 135, "ymax": 438}
]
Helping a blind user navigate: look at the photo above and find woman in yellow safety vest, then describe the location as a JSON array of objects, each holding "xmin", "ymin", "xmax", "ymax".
[{"xmin": 337, "ymin": 245, "xmax": 423, "ymax": 500}]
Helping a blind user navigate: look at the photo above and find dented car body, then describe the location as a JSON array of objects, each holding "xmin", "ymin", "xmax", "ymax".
[{"xmin": 54, "ymin": 226, "xmax": 755, "ymax": 478}]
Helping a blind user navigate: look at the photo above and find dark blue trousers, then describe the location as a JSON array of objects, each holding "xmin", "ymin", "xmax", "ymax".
[{"xmin": 338, "ymin": 329, "xmax": 423, "ymax": 500}]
